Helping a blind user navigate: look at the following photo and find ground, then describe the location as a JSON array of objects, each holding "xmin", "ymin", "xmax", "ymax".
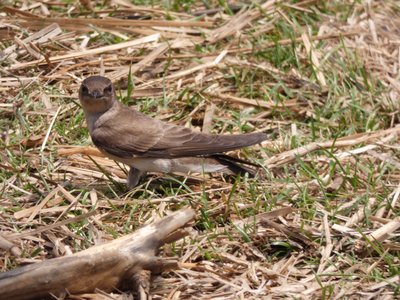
[{"xmin": 0, "ymin": 0, "xmax": 399, "ymax": 299}]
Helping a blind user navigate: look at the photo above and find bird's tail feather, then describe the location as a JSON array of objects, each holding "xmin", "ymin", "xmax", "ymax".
[{"xmin": 212, "ymin": 154, "xmax": 261, "ymax": 177}]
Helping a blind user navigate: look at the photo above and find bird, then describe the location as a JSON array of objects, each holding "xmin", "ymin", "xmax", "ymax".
[{"xmin": 78, "ymin": 75, "xmax": 267, "ymax": 188}]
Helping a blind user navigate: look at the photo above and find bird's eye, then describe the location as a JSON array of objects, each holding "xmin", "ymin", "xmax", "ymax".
[
  {"xmin": 104, "ymin": 84, "xmax": 113, "ymax": 94},
  {"xmin": 81, "ymin": 84, "xmax": 89, "ymax": 94}
]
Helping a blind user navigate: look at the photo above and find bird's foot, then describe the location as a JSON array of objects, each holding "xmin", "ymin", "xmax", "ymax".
[{"xmin": 127, "ymin": 167, "xmax": 147, "ymax": 189}]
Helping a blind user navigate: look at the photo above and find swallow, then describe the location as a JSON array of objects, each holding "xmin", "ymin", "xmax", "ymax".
[{"xmin": 79, "ymin": 76, "xmax": 267, "ymax": 188}]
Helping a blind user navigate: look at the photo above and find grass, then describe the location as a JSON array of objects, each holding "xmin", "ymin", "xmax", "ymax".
[{"xmin": 1, "ymin": 0, "xmax": 399, "ymax": 298}]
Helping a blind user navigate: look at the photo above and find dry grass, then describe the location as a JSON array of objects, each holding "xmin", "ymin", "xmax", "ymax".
[{"xmin": 1, "ymin": 0, "xmax": 399, "ymax": 299}]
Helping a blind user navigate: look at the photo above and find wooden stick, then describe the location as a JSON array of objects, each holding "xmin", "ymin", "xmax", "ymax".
[{"xmin": 0, "ymin": 208, "xmax": 195, "ymax": 300}]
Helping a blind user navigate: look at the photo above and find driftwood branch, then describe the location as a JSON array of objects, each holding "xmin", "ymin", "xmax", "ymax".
[{"xmin": 0, "ymin": 208, "xmax": 195, "ymax": 300}]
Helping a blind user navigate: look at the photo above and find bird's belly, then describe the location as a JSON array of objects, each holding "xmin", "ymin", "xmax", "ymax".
[
  {"xmin": 130, "ymin": 158, "xmax": 173, "ymax": 173},
  {"xmin": 98, "ymin": 148, "xmax": 228, "ymax": 174},
  {"xmin": 128, "ymin": 157, "xmax": 227, "ymax": 174},
  {"xmin": 171, "ymin": 158, "xmax": 227, "ymax": 173}
]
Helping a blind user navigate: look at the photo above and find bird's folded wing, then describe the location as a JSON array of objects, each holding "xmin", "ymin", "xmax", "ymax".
[
  {"xmin": 91, "ymin": 108, "xmax": 267, "ymax": 158},
  {"xmin": 159, "ymin": 124, "xmax": 267, "ymax": 156},
  {"xmin": 91, "ymin": 108, "xmax": 163, "ymax": 158}
]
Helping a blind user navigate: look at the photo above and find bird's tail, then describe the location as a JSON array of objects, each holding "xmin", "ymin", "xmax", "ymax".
[{"xmin": 212, "ymin": 154, "xmax": 262, "ymax": 177}]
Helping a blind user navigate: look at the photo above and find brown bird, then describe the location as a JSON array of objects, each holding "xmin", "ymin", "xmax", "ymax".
[{"xmin": 79, "ymin": 75, "xmax": 267, "ymax": 188}]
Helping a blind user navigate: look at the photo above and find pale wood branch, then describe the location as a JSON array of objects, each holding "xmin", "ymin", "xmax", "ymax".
[{"xmin": 0, "ymin": 208, "xmax": 195, "ymax": 300}]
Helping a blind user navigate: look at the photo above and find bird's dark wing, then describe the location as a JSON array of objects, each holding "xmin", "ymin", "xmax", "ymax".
[
  {"xmin": 91, "ymin": 106, "xmax": 267, "ymax": 158},
  {"xmin": 91, "ymin": 107, "xmax": 164, "ymax": 158},
  {"xmin": 155, "ymin": 123, "xmax": 267, "ymax": 157}
]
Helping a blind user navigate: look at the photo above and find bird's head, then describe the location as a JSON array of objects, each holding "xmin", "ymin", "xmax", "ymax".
[{"xmin": 79, "ymin": 76, "xmax": 115, "ymax": 113}]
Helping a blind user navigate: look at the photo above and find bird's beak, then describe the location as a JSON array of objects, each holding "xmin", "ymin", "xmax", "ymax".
[{"xmin": 91, "ymin": 90, "xmax": 103, "ymax": 98}]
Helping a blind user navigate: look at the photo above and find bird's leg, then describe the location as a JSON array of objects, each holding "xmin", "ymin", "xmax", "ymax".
[{"xmin": 127, "ymin": 167, "xmax": 147, "ymax": 188}]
